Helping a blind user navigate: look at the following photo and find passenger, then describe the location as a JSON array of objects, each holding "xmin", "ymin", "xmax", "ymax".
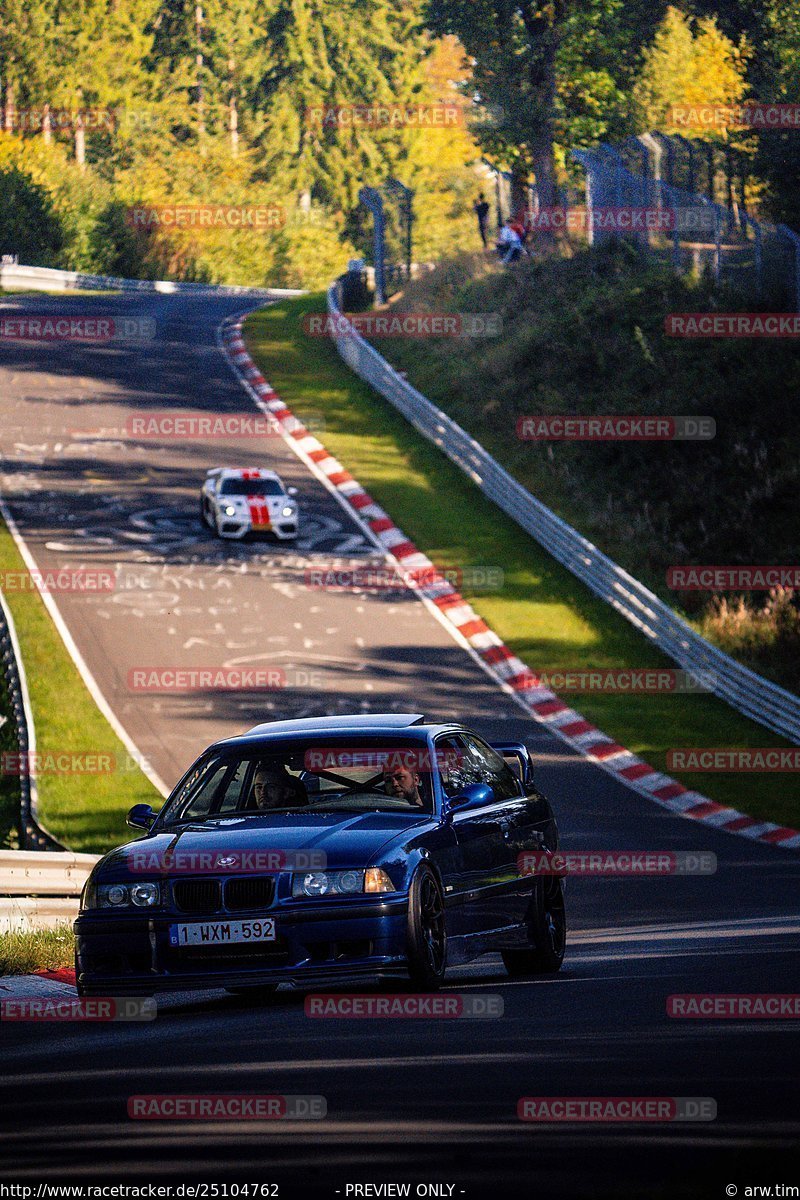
[{"xmin": 252, "ymin": 764, "xmax": 307, "ymax": 810}]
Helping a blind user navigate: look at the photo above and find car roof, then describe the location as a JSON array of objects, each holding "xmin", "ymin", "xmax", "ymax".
[
  {"xmin": 214, "ymin": 468, "xmax": 281, "ymax": 481},
  {"xmin": 224, "ymin": 470, "xmax": 280, "ymax": 480},
  {"xmin": 212, "ymin": 713, "xmax": 464, "ymax": 752}
]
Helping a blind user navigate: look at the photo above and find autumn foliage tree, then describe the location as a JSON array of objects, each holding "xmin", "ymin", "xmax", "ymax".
[{"xmin": 634, "ymin": 6, "xmax": 750, "ymax": 139}]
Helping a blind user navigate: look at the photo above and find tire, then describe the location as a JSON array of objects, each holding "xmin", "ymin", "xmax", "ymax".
[
  {"xmin": 502, "ymin": 876, "xmax": 566, "ymax": 977},
  {"xmin": 405, "ymin": 865, "xmax": 447, "ymax": 990}
]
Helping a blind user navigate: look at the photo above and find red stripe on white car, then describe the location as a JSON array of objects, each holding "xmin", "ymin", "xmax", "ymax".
[{"xmin": 246, "ymin": 496, "xmax": 271, "ymax": 528}]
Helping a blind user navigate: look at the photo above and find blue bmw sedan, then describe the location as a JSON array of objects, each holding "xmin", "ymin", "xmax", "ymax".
[{"xmin": 74, "ymin": 714, "xmax": 566, "ymax": 995}]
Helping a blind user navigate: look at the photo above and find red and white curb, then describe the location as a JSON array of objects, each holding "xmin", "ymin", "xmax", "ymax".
[
  {"xmin": 0, "ymin": 970, "xmax": 77, "ymax": 1000},
  {"xmin": 219, "ymin": 314, "xmax": 800, "ymax": 854}
]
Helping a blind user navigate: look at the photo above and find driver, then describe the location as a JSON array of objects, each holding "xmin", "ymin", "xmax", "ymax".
[
  {"xmin": 382, "ymin": 761, "xmax": 424, "ymax": 808},
  {"xmin": 252, "ymin": 763, "xmax": 307, "ymax": 810}
]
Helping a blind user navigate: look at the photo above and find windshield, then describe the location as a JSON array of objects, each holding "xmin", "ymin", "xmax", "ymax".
[
  {"xmin": 220, "ymin": 478, "xmax": 284, "ymax": 497},
  {"xmin": 159, "ymin": 741, "xmax": 436, "ymax": 826}
]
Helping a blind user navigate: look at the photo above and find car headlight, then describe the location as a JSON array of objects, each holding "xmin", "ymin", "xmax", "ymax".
[
  {"xmin": 86, "ymin": 882, "xmax": 162, "ymax": 910},
  {"xmin": 281, "ymin": 505, "xmax": 295, "ymax": 518},
  {"xmin": 224, "ymin": 505, "xmax": 237, "ymax": 517},
  {"xmin": 292, "ymin": 868, "xmax": 394, "ymax": 898}
]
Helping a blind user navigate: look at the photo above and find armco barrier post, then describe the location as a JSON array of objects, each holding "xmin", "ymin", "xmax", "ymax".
[{"xmin": 359, "ymin": 186, "xmax": 387, "ymax": 305}]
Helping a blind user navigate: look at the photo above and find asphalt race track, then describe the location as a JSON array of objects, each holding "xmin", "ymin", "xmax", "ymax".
[{"xmin": 1, "ymin": 292, "xmax": 798, "ymax": 1195}]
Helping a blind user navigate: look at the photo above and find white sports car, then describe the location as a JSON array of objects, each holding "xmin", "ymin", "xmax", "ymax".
[{"xmin": 200, "ymin": 468, "xmax": 299, "ymax": 540}]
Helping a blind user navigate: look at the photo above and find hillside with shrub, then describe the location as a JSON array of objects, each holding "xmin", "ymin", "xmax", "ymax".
[{"xmin": 371, "ymin": 245, "xmax": 800, "ymax": 691}]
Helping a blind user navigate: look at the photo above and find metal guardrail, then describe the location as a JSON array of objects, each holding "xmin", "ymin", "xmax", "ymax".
[
  {"xmin": 0, "ymin": 262, "xmax": 304, "ymax": 297},
  {"xmin": 0, "ymin": 590, "xmax": 64, "ymax": 850},
  {"xmin": 327, "ymin": 281, "xmax": 800, "ymax": 745},
  {"xmin": 0, "ymin": 849, "xmax": 97, "ymax": 931}
]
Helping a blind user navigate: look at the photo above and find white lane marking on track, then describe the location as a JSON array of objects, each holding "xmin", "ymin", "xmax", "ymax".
[
  {"xmin": 569, "ymin": 915, "xmax": 800, "ymax": 943},
  {"xmin": 0, "ymin": 492, "xmax": 173, "ymax": 798}
]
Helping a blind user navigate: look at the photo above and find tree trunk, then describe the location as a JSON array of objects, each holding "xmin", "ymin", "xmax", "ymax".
[
  {"xmin": 531, "ymin": 138, "xmax": 557, "ymax": 211},
  {"xmin": 518, "ymin": 3, "xmax": 559, "ymax": 215},
  {"xmin": 229, "ymin": 95, "xmax": 238, "ymax": 155},
  {"xmin": 228, "ymin": 59, "xmax": 238, "ymax": 156},
  {"xmin": 4, "ymin": 78, "xmax": 15, "ymax": 133},
  {"xmin": 42, "ymin": 102, "xmax": 52, "ymax": 144},
  {"xmin": 196, "ymin": 3, "xmax": 205, "ymax": 151},
  {"xmin": 75, "ymin": 113, "xmax": 86, "ymax": 168},
  {"xmin": 510, "ymin": 172, "xmax": 529, "ymax": 221}
]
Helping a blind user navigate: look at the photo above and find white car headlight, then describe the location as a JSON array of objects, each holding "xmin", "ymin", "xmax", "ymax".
[
  {"xmin": 292, "ymin": 868, "xmax": 394, "ymax": 898},
  {"xmin": 281, "ymin": 505, "xmax": 295, "ymax": 518},
  {"xmin": 223, "ymin": 505, "xmax": 237, "ymax": 517},
  {"xmin": 88, "ymin": 882, "xmax": 162, "ymax": 910}
]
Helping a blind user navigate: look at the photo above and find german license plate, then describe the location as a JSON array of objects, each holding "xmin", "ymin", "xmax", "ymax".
[{"xmin": 169, "ymin": 918, "xmax": 276, "ymax": 947}]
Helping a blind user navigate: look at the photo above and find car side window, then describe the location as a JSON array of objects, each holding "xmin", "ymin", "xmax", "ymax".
[
  {"xmin": 435, "ymin": 735, "xmax": 472, "ymax": 798},
  {"xmin": 460, "ymin": 735, "xmax": 522, "ymax": 801},
  {"xmin": 180, "ymin": 762, "xmax": 231, "ymax": 820},
  {"xmin": 217, "ymin": 759, "xmax": 249, "ymax": 812}
]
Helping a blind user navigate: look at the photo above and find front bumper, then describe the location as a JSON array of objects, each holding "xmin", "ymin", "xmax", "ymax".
[
  {"xmin": 74, "ymin": 896, "xmax": 409, "ymax": 995},
  {"xmin": 217, "ymin": 520, "xmax": 298, "ymax": 540}
]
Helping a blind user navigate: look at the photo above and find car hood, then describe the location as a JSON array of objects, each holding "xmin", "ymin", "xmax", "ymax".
[{"xmin": 98, "ymin": 811, "xmax": 433, "ymax": 877}]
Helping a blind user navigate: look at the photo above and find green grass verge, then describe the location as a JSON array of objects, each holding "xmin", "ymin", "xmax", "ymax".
[
  {"xmin": 0, "ymin": 924, "xmax": 73, "ymax": 975},
  {"xmin": 245, "ymin": 294, "xmax": 798, "ymax": 828},
  {"xmin": 0, "ymin": 519, "xmax": 161, "ymax": 852}
]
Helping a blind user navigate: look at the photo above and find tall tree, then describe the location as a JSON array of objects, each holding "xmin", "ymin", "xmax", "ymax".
[
  {"xmin": 752, "ymin": 0, "xmax": 800, "ymax": 227},
  {"xmin": 427, "ymin": 0, "xmax": 577, "ymax": 207},
  {"xmin": 250, "ymin": 0, "xmax": 428, "ymax": 218},
  {"xmin": 634, "ymin": 6, "xmax": 750, "ymax": 138}
]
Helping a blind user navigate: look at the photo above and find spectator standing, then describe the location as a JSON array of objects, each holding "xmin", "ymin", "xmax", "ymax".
[{"xmin": 474, "ymin": 192, "xmax": 491, "ymax": 248}]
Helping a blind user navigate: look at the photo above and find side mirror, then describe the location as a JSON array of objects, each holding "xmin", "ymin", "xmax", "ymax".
[
  {"xmin": 127, "ymin": 803, "xmax": 157, "ymax": 831},
  {"xmin": 447, "ymin": 782, "xmax": 494, "ymax": 811},
  {"xmin": 287, "ymin": 486, "xmax": 298, "ymax": 496}
]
